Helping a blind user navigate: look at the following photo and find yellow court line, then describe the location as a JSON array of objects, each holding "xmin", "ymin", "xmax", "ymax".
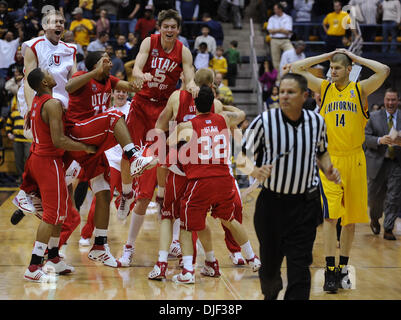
[{"xmin": 0, "ymin": 187, "xmax": 19, "ymax": 192}]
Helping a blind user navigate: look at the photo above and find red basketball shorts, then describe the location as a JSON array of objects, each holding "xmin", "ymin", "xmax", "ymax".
[
  {"xmin": 24, "ymin": 153, "xmax": 69, "ymax": 225},
  {"xmin": 161, "ymin": 171, "xmax": 188, "ymax": 220},
  {"xmin": 66, "ymin": 109, "xmax": 123, "ymax": 181},
  {"xmin": 180, "ymin": 175, "xmax": 238, "ymax": 231}
]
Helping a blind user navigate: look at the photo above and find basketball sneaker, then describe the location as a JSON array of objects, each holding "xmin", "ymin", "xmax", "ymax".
[
  {"xmin": 88, "ymin": 244, "xmax": 121, "ymax": 268},
  {"xmin": 168, "ymin": 240, "xmax": 182, "ymax": 259},
  {"xmin": 246, "ymin": 255, "xmax": 261, "ymax": 272},
  {"xmin": 117, "ymin": 191, "xmax": 135, "ymax": 220},
  {"xmin": 130, "ymin": 146, "xmax": 158, "ymax": 177},
  {"xmin": 337, "ymin": 265, "xmax": 352, "ymax": 289},
  {"xmin": 229, "ymin": 252, "xmax": 246, "ymax": 265},
  {"xmin": 24, "ymin": 264, "xmax": 53, "ymax": 283},
  {"xmin": 148, "ymin": 261, "xmax": 168, "ymax": 280},
  {"xmin": 13, "ymin": 190, "xmax": 35, "ymax": 214},
  {"xmin": 172, "ymin": 269, "xmax": 195, "ymax": 284},
  {"xmin": 118, "ymin": 244, "xmax": 135, "ymax": 267},
  {"xmin": 323, "ymin": 266, "xmax": 338, "ymax": 293},
  {"xmin": 79, "ymin": 237, "xmax": 91, "ymax": 246},
  {"xmin": 44, "ymin": 257, "xmax": 75, "ymax": 275},
  {"xmin": 200, "ymin": 260, "xmax": 221, "ymax": 277}
]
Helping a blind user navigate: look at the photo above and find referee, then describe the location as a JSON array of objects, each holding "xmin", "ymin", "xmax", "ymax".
[{"xmin": 237, "ymin": 73, "xmax": 341, "ymax": 300}]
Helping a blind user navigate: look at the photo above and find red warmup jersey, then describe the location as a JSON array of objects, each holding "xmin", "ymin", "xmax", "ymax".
[
  {"xmin": 66, "ymin": 71, "xmax": 120, "ymax": 124},
  {"xmin": 136, "ymin": 34, "xmax": 183, "ymax": 102},
  {"xmin": 176, "ymin": 90, "xmax": 215, "ymax": 124},
  {"xmin": 182, "ymin": 113, "xmax": 231, "ymax": 179},
  {"xmin": 30, "ymin": 94, "xmax": 65, "ymax": 157}
]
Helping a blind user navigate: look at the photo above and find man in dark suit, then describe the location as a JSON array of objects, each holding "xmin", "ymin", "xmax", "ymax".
[{"xmin": 365, "ymin": 88, "xmax": 401, "ymax": 240}]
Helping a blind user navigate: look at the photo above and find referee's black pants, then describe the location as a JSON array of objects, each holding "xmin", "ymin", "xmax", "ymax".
[{"xmin": 254, "ymin": 188, "xmax": 321, "ymax": 300}]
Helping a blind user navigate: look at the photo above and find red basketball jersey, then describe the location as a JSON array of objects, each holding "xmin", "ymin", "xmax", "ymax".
[
  {"xmin": 66, "ymin": 71, "xmax": 120, "ymax": 124},
  {"xmin": 176, "ymin": 90, "xmax": 215, "ymax": 124},
  {"xmin": 136, "ymin": 34, "xmax": 183, "ymax": 102},
  {"xmin": 182, "ymin": 113, "xmax": 231, "ymax": 179},
  {"xmin": 30, "ymin": 94, "xmax": 65, "ymax": 157}
]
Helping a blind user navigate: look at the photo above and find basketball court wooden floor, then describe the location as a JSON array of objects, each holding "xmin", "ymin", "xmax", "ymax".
[{"xmin": 1, "ymin": 188, "xmax": 401, "ymax": 300}]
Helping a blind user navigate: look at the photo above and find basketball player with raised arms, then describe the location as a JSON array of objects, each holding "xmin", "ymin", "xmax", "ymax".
[
  {"xmin": 117, "ymin": 9, "xmax": 199, "ymax": 267},
  {"xmin": 166, "ymin": 85, "xmax": 262, "ymax": 284},
  {"xmin": 23, "ymin": 68, "xmax": 96, "ymax": 282},
  {"xmin": 291, "ymin": 49, "xmax": 390, "ymax": 293}
]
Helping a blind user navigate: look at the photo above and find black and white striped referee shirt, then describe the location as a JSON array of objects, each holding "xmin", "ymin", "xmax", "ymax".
[{"xmin": 242, "ymin": 108, "xmax": 328, "ymax": 194}]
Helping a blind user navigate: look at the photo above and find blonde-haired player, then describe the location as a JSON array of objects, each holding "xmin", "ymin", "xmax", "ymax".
[{"xmin": 291, "ymin": 49, "xmax": 389, "ymax": 293}]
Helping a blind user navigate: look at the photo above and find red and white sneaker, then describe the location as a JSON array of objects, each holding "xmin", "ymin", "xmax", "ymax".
[
  {"xmin": 13, "ymin": 190, "xmax": 35, "ymax": 214},
  {"xmin": 24, "ymin": 264, "xmax": 54, "ymax": 283},
  {"xmin": 118, "ymin": 244, "xmax": 134, "ymax": 267},
  {"xmin": 229, "ymin": 252, "xmax": 246, "ymax": 265},
  {"xmin": 117, "ymin": 191, "xmax": 135, "ymax": 220},
  {"xmin": 200, "ymin": 260, "xmax": 221, "ymax": 277},
  {"xmin": 246, "ymin": 255, "xmax": 261, "ymax": 272},
  {"xmin": 130, "ymin": 147, "xmax": 158, "ymax": 177},
  {"xmin": 44, "ymin": 257, "xmax": 75, "ymax": 275},
  {"xmin": 168, "ymin": 240, "xmax": 182, "ymax": 259},
  {"xmin": 172, "ymin": 268, "xmax": 195, "ymax": 284},
  {"xmin": 148, "ymin": 261, "xmax": 168, "ymax": 280},
  {"xmin": 88, "ymin": 244, "xmax": 121, "ymax": 268}
]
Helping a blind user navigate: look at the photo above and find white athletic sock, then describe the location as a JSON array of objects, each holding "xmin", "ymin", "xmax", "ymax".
[
  {"xmin": 205, "ymin": 250, "xmax": 216, "ymax": 262},
  {"xmin": 48, "ymin": 237, "xmax": 60, "ymax": 249},
  {"xmin": 127, "ymin": 211, "xmax": 145, "ymax": 246},
  {"xmin": 172, "ymin": 218, "xmax": 180, "ymax": 242},
  {"xmin": 122, "ymin": 183, "xmax": 132, "ymax": 195},
  {"xmin": 32, "ymin": 241, "xmax": 47, "ymax": 257},
  {"xmin": 182, "ymin": 255, "xmax": 193, "ymax": 271},
  {"xmin": 157, "ymin": 186, "xmax": 165, "ymax": 198},
  {"xmin": 240, "ymin": 241, "xmax": 255, "ymax": 260},
  {"xmin": 94, "ymin": 228, "xmax": 108, "ymax": 238},
  {"xmin": 158, "ymin": 250, "xmax": 168, "ymax": 263},
  {"xmin": 123, "ymin": 143, "xmax": 135, "ymax": 153}
]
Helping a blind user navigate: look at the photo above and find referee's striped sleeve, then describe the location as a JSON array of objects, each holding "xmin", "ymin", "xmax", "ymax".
[
  {"xmin": 241, "ymin": 114, "xmax": 265, "ymax": 161},
  {"xmin": 317, "ymin": 115, "xmax": 328, "ymax": 155}
]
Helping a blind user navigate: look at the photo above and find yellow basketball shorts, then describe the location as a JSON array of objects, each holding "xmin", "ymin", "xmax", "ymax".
[{"xmin": 319, "ymin": 149, "xmax": 369, "ymax": 226}]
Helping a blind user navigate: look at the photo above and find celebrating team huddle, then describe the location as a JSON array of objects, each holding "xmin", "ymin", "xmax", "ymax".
[{"xmin": 14, "ymin": 8, "xmax": 261, "ymax": 285}]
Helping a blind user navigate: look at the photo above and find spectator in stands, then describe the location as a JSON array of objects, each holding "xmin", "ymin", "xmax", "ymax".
[
  {"xmin": 193, "ymin": 42, "xmax": 213, "ymax": 70},
  {"xmin": 178, "ymin": 26, "xmax": 190, "ymax": 48},
  {"xmin": 225, "ymin": 40, "xmax": 241, "ymax": 87},
  {"xmin": 214, "ymin": 71, "xmax": 233, "ymax": 105},
  {"xmin": 63, "ymin": 30, "xmax": 85, "ymax": 57},
  {"xmin": 5, "ymin": 95, "xmax": 31, "ymax": 183},
  {"xmin": 7, "ymin": 47, "xmax": 23, "ymax": 79},
  {"xmin": 0, "ymin": 26, "xmax": 23, "ymax": 92},
  {"xmin": 267, "ymin": 3, "xmax": 294, "ymax": 76},
  {"xmin": 70, "ymin": 7, "xmax": 95, "ymax": 47},
  {"xmin": 113, "ymin": 34, "xmax": 128, "ymax": 59},
  {"xmin": 21, "ymin": 7, "xmax": 40, "ymax": 41},
  {"xmin": 152, "ymin": 0, "xmax": 175, "ymax": 16},
  {"xmin": 349, "ymin": 0, "xmax": 380, "ymax": 42},
  {"xmin": 125, "ymin": 32, "xmax": 140, "ymax": 61},
  {"xmin": 176, "ymin": 0, "xmax": 200, "ymax": 39},
  {"xmin": 293, "ymin": 0, "xmax": 314, "ymax": 41},
  {"xmin": 258, "ymin": 59, "xmax": 278, "ymax": 102},
  {"xmin": 96, "ymin": 9, "xmax": 110, "ymax": 38},
  {"xmin": 199, "ymin": 0, "xmax": 219, "ymax": 20},
  {"xmin": 135, "ymin": 5, "xmax": 156, "ymax": 42},
  {"xmin": 210, "ymin": 46, "xmax": 228, "ymax": 76},
  {"xmin": 371, "ymin": 103, "xmax": 380, "ymax": 112},
  {"xmin": 217, "ymin": 0, "xmax": 243, "ymax": 29},
  {"xmin": 87, "ymin": 30, "xmax": 109, "ymax": 52},
  {"xmin": 380, "ymin": 0, "xmax": 401, "ymax": 53},
  {"xmin": 97, "ymin": 0, "xmax": 122, "ymax": 37},
  {"xmin": 118, "ymin": 0, "xmax": 142, "ymax": 37},
  {"xmin": 80, "ymin": 0, "xmax": 94, "ymax": 19},
  {"xmin": 194, "ymin": 25, "xmax": 217, "ymax": 55},
  {"xmin": 279, "ymin": 40, "xmax": 306, "ymax": 78},
  {"xmin": 110, "ymin": 47, "xmax": 125, "ymax": 76},
  {"xmin": 0, "ymin": 0, "xmax": 13, "ymax": 36},
  {"xmin": 311, "ymin": 0, "xmax": 332, "ymax": 40},
  {"xmin": 201, "ymin": 12, "xmax": 224, "ymax": 46},
  {"xmin": 266, "ymin": 85, "xmax": 279, "ymax": 109},
  {"xmin": 322, "ymin": 1, "xmax": 354, "ymax": 52}
]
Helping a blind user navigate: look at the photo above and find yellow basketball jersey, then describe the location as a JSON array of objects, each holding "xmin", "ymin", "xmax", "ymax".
[{"xmin": 319, "ymin": 80, "xmax": 369, "ymax": 153}]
